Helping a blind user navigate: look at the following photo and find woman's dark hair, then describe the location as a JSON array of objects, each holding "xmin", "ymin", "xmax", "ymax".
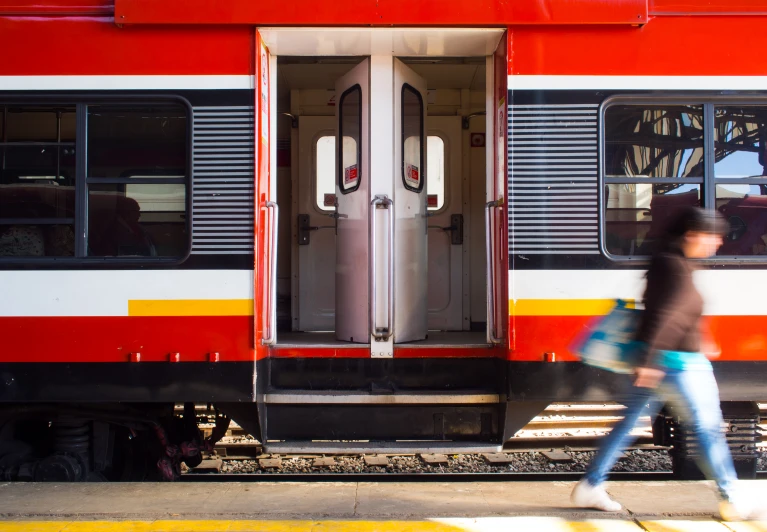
[{"xmin": 656, "ymin": 206, "xmax": 728, "ymax": 252}]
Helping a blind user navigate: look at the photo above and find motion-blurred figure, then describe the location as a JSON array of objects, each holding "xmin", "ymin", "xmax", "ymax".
[{"xmin": 570, "ymin": 206, "xmax": 763, "ymax": 521}]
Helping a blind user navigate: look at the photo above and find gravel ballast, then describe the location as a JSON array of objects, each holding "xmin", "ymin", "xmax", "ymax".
[{"xmin": 217, "ymin": 449, "xmax": 674, "ymax": 475}]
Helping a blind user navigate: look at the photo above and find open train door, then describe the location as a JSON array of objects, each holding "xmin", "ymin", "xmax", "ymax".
[
  {"xmin": 392, "ymin": 59, "xmax": 428, "ymax": 344},
  {"xmin": 334, "ymin": 57, "xmax": 429, "ymax": 348},
  {"xmin": 255, "ymin": 30, "xmax": 276, "ymax": 355},
  {"xmin": 334, "ymin": 59, "xmax": 371, "ymax": 343},
  {"xmin": 487, "ymin": 32, "xmax": 508, "ymax": 346}
]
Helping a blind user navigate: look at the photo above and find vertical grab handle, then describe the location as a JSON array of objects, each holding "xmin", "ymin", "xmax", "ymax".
[
  {"xmin": 261, "ymin": 201, "xmax": 279, "ymax": 346},
  {"xmin": 485, "ymin": 198, "xmax": 503, "ymax": 345},
  {"xmin": 369, "ymin": 194, "xmax": 394, "ymax": 341}
]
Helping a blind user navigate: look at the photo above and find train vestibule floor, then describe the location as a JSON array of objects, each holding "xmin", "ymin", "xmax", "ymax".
[{"xmin": 1, "ymin": 480, "xmax": 766, "ymax": 530}]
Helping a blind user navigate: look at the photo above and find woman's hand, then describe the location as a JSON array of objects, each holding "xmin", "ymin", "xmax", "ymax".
[{"xmin": 634, "ymin": 367, "xmax": 665, "ymax": 388}]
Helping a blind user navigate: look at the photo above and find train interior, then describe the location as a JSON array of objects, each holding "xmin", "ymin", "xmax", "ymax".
[{"xmin": 274, "ymin": 56, "xmax": 491, "ymax": 349}]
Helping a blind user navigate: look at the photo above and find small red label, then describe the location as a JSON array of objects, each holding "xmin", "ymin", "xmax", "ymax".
[
  {"xmin": 406, "ymin": 164, "xmax": 419, "ymax": 184},
  {"xmin": 427, "ymin": 194, "xmax": 438, "ymax": 207},
  {"xmin": 344, "ymin": 165, "xmax": 358, "ymax": 185},
  {"xmin": 323, "ymin": 193, "xmax": 336, "ymax": 207}
]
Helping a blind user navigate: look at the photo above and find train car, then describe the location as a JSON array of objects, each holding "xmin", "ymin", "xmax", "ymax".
[{"xmin": 0, "ymin": 0, "xmax": 765, "ymax": 481}]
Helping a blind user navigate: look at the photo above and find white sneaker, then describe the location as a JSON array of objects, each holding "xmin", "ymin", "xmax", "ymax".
[
  {"xmin": 720, "ymin": 495, "xmax": 767, "ymax": 522},
  {"xmin": 571, "ymin": 479, "xmax": 622, "ymax": 512}
]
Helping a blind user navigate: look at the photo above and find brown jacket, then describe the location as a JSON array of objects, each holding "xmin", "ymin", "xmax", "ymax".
[{"xmin": 635, "ymin": 247, "xmax": 704, "ymax": 368}]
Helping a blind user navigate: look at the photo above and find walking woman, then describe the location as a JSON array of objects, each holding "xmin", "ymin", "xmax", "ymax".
[{"xmin": 570, "ymin": 206, "xmax": 762, "ymax": 521}]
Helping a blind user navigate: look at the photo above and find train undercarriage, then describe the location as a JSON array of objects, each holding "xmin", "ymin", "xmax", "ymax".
[{"xmin": 0, "ymin": 400, "xmax": 760, "ymax": 482}]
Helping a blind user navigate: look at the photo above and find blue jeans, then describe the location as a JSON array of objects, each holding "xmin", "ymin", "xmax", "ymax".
[{"xmin": 583, "ymin": 356, "xmax": 738, "ymax": 501}]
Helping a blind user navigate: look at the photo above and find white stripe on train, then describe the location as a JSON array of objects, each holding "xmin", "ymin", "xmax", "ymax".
[
  {"xmin": 3, "ymin": 75, "xmax": 765, "ymax": 92},
  {"xmin": 0, "ymin": 268, "xmax": 761, "ymax": 317},
  {"xmin": 511, "ymin": 269, "xmax": 765, "ymax": 316},
  {"xmin": 0, "ymin": 75, "xmax": 254, "ymax": 90},
  {"xmin": 0, "ymin": 270, "xmax": 253, "ymax": 317},
  {"xmin": 508, "ymin": 75, "xmax": 767, "ymax": 91}
]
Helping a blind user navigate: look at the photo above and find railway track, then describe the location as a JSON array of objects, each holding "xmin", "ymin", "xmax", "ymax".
[{"xmin": 179, "ymin": 403, "xmax": 766, "ymax": 478}]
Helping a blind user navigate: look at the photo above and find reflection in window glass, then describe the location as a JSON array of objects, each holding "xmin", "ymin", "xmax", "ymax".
[
  {"xmin": 88, "ymin": 183, "xmax": 186, "ymax": 257},
  {"xmin": 427, "ymin": 136, "xmax": 445, "ymax": 210},
  {"xmin": 402, "ymin": 85, "xmax": 424, "ymax": 192},
  {"xmin": 316, "ymin": 136, "xmax": 335, "ymax": 211},
  {"xmin": 0, "ymin": 178, "xmax": 74, "ymax": 220},
  {"xmin": 604, "ymin": 183, "xmax": 701, "ymax": 256},
  {"xmin": 86, "ymin": 104, "xmax": 188, "ymax": 259},
  {"xmin": 605, "ymin": 105, "xmax": 704, "ymax": 178},
  {"xmin": 0, "ymin": 224, "xmax": 74, "ymax": 257},
  {"xmin": 338, "ymin": 87, "xmax": 361, "ymax": 193},
  {"xmin": 0, "ymin": 105, "xmax": 76, "ymax": 257},
  {"xmin": 5, "ymin": 108, "xmax": 75, "ymax": 142},
  {"xmin": 716, "ymin": 184, "xmax": 767, "ymax": 256},
  {"xmin": 714, "ymin": 107, "xmax": 767, "ymax": 178},
  {"xmin": 1, "ymin": 145, "xmax": 75, "ymax": 183},
  {"xmin": 87, "ymin": 105, "xmax": 187, "ymax": 178}
]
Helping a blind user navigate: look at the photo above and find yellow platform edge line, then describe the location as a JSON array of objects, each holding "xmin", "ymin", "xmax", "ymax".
[
  {"xmin": 0, "ymin": 521, "xmax": 471, "ymax": 532},
  {"xmin": 128, "ymin": 299, "xmax": 254, "ymax": 317},
  {"xmin": 511, "ymin": 299, "xmax": 635, "ymax": 317},
  {"xmin": 0, "ymin": 519, "xmax": 748, "ymax": 532}
]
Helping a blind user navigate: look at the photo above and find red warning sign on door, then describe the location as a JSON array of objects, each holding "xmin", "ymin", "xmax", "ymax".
[
  {"xmin": 344, "ymin": 165, "xmax": 358, "ymax": 186},
  {"xmin": 406, "ymin": 164, "xmax": 419, "ymax": 184}
]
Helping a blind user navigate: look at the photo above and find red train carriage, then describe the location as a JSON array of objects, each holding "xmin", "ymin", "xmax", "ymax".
[{"xmin": 0, "ymin": 0, "xmax": 765, "ymax": 480}]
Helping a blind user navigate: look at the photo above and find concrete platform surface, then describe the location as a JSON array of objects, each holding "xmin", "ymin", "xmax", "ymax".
[{"xmin": 0, "ymin": 480, "xmax": 764, "ymax": 531}]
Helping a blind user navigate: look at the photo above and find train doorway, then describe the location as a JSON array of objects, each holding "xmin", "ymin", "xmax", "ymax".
[{"xmin": 264, "ymin": 29, "xmax": 507, "ymax": 357}]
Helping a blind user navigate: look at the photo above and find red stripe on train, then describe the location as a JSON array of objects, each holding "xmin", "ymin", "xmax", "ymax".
[
  {"xmin": 3, "ymin": 314, "xmax": 763, "ymax": 363},
  {"xmin": 0, "ymin": 316, "xmax": 254, "ymax": 362},
  {"xmin": 510, "ymin": 315, "xmax": 767, "ymax": 362}
]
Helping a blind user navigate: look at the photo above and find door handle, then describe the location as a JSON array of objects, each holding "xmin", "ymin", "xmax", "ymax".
[
  {"xmin": 485, "ymin": 199, "xmax": 503, "ymax": 345},
  {"xmin": 427, "ymin": 214, "xmax": 463, "ymax": 245},
  {"xmin": 298, "ymin": 214, "xmax": 335, "ymax": 245},
  {"xmin": 262, "ymin": 201, "xmax": 279, "ymax": 346},
  {"xmin": 370, "ymin": 194, "xmax": 394, "ymax": 341}
]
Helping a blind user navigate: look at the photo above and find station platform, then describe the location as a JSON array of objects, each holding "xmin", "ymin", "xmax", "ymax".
[{"xmin": 0, "ymin": 480, "xmax": 765, "ymax": 531}]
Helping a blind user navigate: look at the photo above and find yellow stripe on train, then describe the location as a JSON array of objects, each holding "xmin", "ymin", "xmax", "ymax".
[
  {"xmin": 128, "ymin": 299, "xmax": 254, "ymax": 317},
  {"xmin": 511, "ymin": 299, "xmax": 635, "ymax": 316}
]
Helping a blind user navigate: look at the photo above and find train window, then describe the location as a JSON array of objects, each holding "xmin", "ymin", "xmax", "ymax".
[
  {"xmin": 402, "ymin": 85, "xmax": 424, "ymax": 192},
  {"xmin": 714, "ymin": 107, "xmax": 767, "ymax": 178},
  {"xmin": 602, "ymin": 100, "xmax": 767, "ymax": 259},
  {"xmin": 88, "ymin": 182, "xmax": 186, "ymax": 257},
  {"xmin": 604, "ymin": 184, "xmax": 701, "ymax": 256},
  {"xmin": 338, "ymin": 86, "xmax": 361, "ymax": 193},
  {"xmin": 85, "ymin": 105, "xmax": 188, "ymax": 258},
  {"xmin": 716, "ymin": 184, "xmax": 767, "ymax": 256},
  {"xmin": 316, "ymin": 135, "xmax": 335, "ymax": 211},
  {"xmin": 427, "ymin": 135, "xmax": 445, "ymax": 210},
  {"xmin": 604, "ymin": 104, "xmax": 705, "ymax": 256},
  {"xmin": 0, "ymin": 101, "xmax": 189, "ymax": 262},
  {"xmin": 605, "ymin": 105, "xmax": 704, "ymax": 178},
  {"xmin": 5, "ymin": 108, "xmax": 76, "ymax": 143},
  {"xmin": 87, "ymin": 106, "xmax": 187, "ymax": 179},
  {"xmin": 0, "ymin": 105, "xmax": 76, "ymax": 257}
]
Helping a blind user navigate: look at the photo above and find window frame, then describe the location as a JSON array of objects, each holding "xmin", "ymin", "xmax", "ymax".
[
  {"xmin": 425, "ymin": 131, "xmax": 449, "ymax": 213},
  {"xmin": 0, "ymin": 95, "xmax": 193, "ymax": 266},
  {"xmin": 313, "ymin": 131, "xmax": 336, "ymax": 213},
  {"xmin": 600, "ymin": 94, "xmax": 767, "ymax": 264},
  {"xmin": 337, "ymin": 84, "xmax": 362, "ymax": 195},
  {"xmin": 401, "ymin": 83, "xmax": 425, "ymax": 193}
]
